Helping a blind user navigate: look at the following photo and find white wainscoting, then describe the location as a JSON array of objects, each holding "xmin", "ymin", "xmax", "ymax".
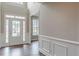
[{"xmin": 39, "ymin": 35, "xmax": 79, "ymax": 56}]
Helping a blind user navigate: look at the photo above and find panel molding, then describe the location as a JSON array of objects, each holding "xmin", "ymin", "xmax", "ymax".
[
  {"xmin": 54, "ymin": 43, "xmax": 68, "ymax": 56},
  {"xmin": 40, "ymin": 39, "xmax": 51, "ymax": 54}
]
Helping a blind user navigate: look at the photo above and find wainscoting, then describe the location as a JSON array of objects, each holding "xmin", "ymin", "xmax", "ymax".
[{"xmin": 39, "ymin": 35, "xmax": 79, "ymax": 56}]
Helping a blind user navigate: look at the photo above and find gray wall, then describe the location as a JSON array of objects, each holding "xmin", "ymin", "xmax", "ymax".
[{"xmin": 40, "ymin": 3, "xmax": 79, "ymax": 42}]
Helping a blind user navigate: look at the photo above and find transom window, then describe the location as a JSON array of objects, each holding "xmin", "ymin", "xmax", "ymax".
[
  {"xmin": 14, "ymin": 2, "xmax": 23, "ymax": 5},
  {"xmin": 5, "ymin": 15, "xmax": 25, "ymax": 19}
]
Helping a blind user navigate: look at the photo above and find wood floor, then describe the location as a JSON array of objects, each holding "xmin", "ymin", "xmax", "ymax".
[{"xmin": 0, "ymin": 41, "xmax": 44, "ymax": 56}]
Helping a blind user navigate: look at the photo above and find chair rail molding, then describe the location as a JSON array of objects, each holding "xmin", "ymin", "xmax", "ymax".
[{"xmin": 39, "ymin": 35, "xmax": 79, "ymax": 45}]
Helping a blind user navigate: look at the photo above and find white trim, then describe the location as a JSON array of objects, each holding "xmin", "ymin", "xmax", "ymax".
[
  {"xmin": 54, "ymin": 43, "xmax": 68, "ymax": 56},
  {"xmin": 39, "ymin": 35, "xmax": 79, "ymax": 45}
]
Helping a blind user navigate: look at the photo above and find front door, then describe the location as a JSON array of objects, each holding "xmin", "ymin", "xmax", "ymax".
[
  {"xmin": 5, "ymin": 15, "xmax": 26, "ymax": 46},
  {"xmin": 8, "ymin": 19, "xmax": 23, "ymax": 46}
]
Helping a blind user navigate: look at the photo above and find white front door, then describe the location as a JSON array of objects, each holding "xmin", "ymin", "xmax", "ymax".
[
  {"xmin": 8, "ymin": 19, "xmax": 23, "ymax": 46},
  {"xmin": 8, "ymin": 19, "xmax": 23, "ymax": 45},
  {"xmin": 5, "ymin": 15, "xmax": 26, "ymax": 46}
]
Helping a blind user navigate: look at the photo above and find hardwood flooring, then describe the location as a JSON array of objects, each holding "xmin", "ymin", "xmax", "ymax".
[{"xmin": 0, "ymin": 41, "xmax": 44, "ymax": 56}]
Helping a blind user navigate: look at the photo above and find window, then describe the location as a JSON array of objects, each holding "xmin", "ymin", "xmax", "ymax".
[
  {"xmin": 12, "ymin": 20, "xmax": 20, "ymax": 37},
  {"xmin": 5, "ymin": 15, "xmax": 25, "ymax": 19},
  {"xmin": 5, "ymin": 15, "xmax": 14, "ymax": 18},
  {"xmin": 23, "ymin": 21, "xmax": 25, "ymax": 41},
  {"xmin": 15, "ymin": 16, "xmax": 25, "ymax": 19},
  {"xmin": 6, "ymin": 20, "xmax": 9, "ymax": 43},
  {"xmin": 14, "ymin": 2, "xmax": 23, "ymax": 5},
  {"xmin": 32, "ymin": 19, "xmax": 39, "ymax": 36}
]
